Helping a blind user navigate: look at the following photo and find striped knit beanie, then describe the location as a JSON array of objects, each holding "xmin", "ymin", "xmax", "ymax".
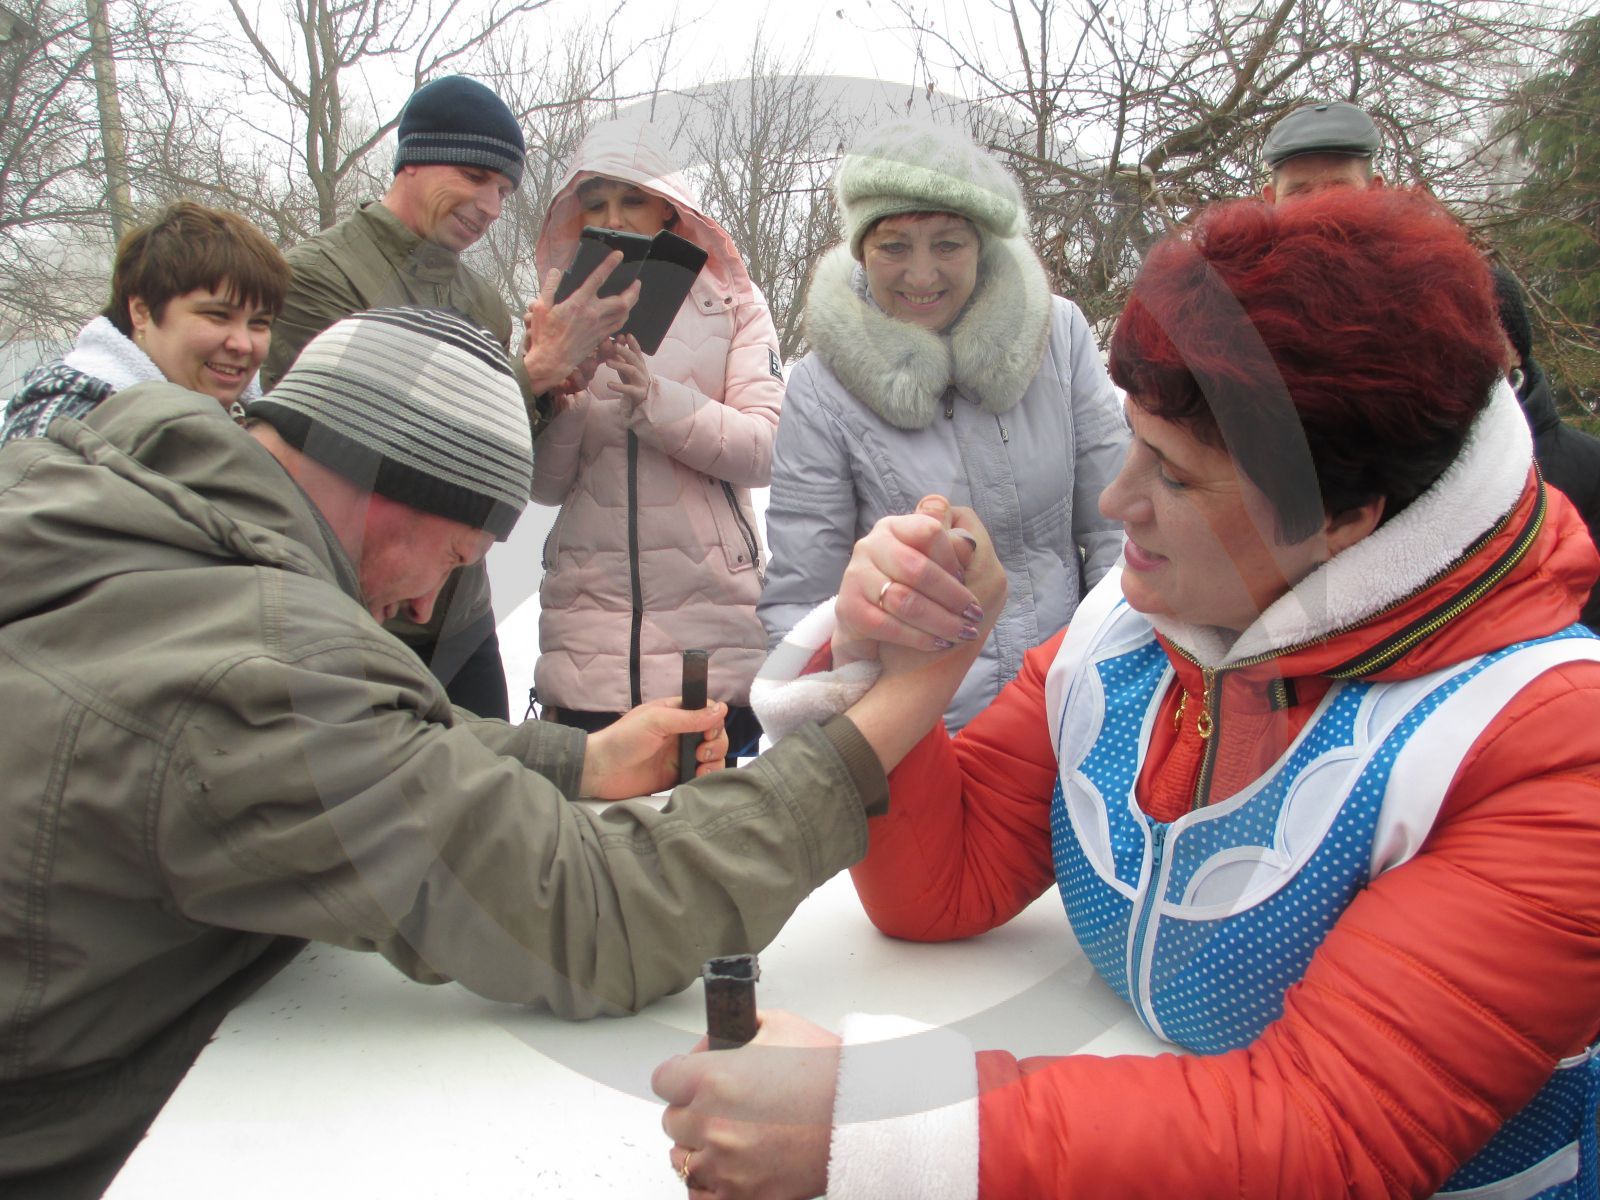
[
  {"xmin": 835, "ymin": 121, "xmax": 1024, "ymax": 259},
  {"xmin": 248, "ymin": 308, "xmax": 532, "ymax": 540},
  {"xmin": 393, "ymin": 76, "xmax": 525, "ymax": 190}
]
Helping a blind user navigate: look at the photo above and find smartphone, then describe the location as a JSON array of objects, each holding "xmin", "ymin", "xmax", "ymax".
[
  {"xmin": 553, "ymin": 226, "xmax": 652, "ymax": 304},
  {"xmin": 622, "ymin": 230, "xmax": 710, "ymax": 355}
]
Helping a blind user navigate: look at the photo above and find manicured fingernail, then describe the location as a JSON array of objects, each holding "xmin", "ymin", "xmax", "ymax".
[
  {"xmin": 962, "ymin": 604, "xmax": 983, "ymax": 622},
  {"xmin": 932, "ymin": 637, "xmax": 954, "ymax": 650},
  {"xmin": 959, "ymin": 624, "xmax": 979, "ymax": 641}
]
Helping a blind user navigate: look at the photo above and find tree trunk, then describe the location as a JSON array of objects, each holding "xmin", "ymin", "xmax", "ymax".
[{"xmin": 85, "ymin": 0, "xmax": 133, "ymax": 240}]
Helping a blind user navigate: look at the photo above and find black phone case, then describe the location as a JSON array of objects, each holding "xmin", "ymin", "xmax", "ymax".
[
  {"xmin": 553, "ymin": 227, "xmax": 653, "ymax": 303},
  {"xmin": 621, "ymin": 230, "xmax": 709, "ymax": 355}
]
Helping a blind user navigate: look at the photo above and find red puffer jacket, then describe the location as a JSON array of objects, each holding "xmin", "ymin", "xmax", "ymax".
[{"xmin": 853, "ymin": 467, "xmax": 1600, "ymax": 1198}]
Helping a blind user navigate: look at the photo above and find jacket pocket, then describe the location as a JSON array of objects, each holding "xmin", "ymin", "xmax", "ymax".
[
  {"xmin": 711, "ymin": 481, "xmax": 762, "ymax": 578},
  {"xmin": 541, "ymin": 504, "xmax": 572, "ymax": 570}
]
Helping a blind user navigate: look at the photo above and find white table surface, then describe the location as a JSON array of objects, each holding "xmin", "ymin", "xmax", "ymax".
[{"xmin": 107, "ymin": 837, "xmax": 1168, "ymax": 1198}]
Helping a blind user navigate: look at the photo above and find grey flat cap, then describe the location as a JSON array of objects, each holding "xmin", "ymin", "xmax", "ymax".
[{"xmin": 1263, "ymin": 101, "xmax": 1380, "ymax": 167}]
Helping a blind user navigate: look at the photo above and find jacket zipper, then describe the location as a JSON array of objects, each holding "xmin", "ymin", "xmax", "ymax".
[
  {"xmin": 1189, "ymin": 668, "xmax": 1220, "ymax": 811},
  {"xmin": 1324, "ymin": 478, "xmax": 1546, "ymax": 678},
  {"xmin": 627, "ymin": 430, "xmax": 643, "ymax": 708},
  {"xmin": 721, "ymin": 481, "xmax": 762, "ymax": 577},
  {"xmin": 1127, "ymin": 821, "xmax": 1169, "ymax": 1034},
  {"xmin": 943, "ymin": 389, "xmax": 1009, "ymax": 443}
]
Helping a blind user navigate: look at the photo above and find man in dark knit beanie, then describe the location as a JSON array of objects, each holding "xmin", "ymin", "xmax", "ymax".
[{"xmin": 262, "ymin": 74, "xmax": 640, "ymax": 720}]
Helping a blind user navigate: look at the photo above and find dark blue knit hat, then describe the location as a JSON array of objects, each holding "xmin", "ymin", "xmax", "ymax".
[{"xmin": 394, "ymin": 76, "xmax": 525, "ymax": 190}]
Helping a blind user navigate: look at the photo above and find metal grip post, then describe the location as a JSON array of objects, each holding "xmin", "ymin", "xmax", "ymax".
[
  {"xmin": 677, "ymin": 649, "xmax": 709, "ymax": 784},
  {"xmin": 702, "ymin": 954, "xmax": 759, "ymax": 1050}
]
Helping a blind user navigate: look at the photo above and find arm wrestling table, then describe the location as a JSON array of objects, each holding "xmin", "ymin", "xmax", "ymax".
[{"xmin": 106, "ymin": 800, "xmax": 1167, "ymax": 1199}]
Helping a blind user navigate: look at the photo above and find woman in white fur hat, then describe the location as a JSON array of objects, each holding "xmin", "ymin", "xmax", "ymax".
[{"xmin": 758, "ymin": 121, "xmax": 1128, "ymax": 731}]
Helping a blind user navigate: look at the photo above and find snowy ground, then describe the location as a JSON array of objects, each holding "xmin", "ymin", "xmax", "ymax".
[{"xmin": 487, "ymin": 488, "xmax": 771, "ymax": 719}]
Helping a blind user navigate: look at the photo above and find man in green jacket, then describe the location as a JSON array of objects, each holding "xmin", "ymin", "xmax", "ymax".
[
  {"xmin": 262, "ymin": 75, "xmax": 630, "ymax": 719},
  {"xmin": 0, "ymin": 308, "xmax": 884, "ymax": 1199}
]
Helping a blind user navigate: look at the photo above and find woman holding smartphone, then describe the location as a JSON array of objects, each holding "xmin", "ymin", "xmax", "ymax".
[{"xmin": 530, "ymin": 121, "xmax": 782, "ymax": 759}]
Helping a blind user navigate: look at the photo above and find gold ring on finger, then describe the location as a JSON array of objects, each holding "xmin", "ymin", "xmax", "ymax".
[{"xmin": 876, "ymin": 580, "xmax": 892, "ymax": 609}]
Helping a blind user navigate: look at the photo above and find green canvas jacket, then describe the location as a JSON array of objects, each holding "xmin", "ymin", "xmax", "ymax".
[{"xmin": 0, "ymin": 384, "xmax": 881, "ymax": 1196}]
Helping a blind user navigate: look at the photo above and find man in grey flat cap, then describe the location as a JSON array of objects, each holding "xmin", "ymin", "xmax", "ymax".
[{"xmin": 1261, "ymin": 99, "xmax": 1386, "ymax": 204}]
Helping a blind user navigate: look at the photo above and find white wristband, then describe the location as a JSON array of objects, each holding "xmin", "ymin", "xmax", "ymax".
[{"xmin": 751, "ymin": 598, "xmax": 883, "ymax": 741}]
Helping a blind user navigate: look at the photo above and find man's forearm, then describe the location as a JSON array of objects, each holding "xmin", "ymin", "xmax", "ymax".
[{"xmin": 844, "ymin": 645, "xmax": 981, "ymax": 774}]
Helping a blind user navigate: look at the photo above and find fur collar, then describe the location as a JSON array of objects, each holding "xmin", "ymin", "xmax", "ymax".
[
  {"xmin": 1151, "ymin": 380, "xmax": 1533, "ymax": 667},
  {"xmin": 802, "ymin": 236, "xmax": 1051, "ymax": 429},
  {"xmin": 62, "ymin": 316, "xmax": 263, "ymax": 406}
]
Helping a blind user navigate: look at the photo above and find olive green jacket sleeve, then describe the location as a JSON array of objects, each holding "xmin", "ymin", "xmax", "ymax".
[
  {"xmin": 157, "ymin": 603, "xmax": 880, "ymax": 1018},
  {"xmin": 453, "ymin": 706, "xmax": 589, "ymax": 793}
]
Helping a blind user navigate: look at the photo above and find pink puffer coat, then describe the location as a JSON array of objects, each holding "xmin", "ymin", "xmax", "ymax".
[{"xmin": 531, "ymin": 122, "xmax": 782, "ymax": 712}]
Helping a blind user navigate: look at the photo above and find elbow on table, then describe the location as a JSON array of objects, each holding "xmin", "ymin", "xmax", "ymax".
[{"xmin": 850, "ymin": 872, "xmax": 989, "ymax": 944}]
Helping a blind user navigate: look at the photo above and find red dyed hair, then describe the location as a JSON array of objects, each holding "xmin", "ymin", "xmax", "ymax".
[{"xmin": 1108, "ymin": 188, "xmax": 1503, "ymax": 541}]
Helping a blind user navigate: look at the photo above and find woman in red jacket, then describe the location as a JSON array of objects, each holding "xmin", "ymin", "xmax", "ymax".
[{"xmin": 653, "ymin": 188, "xmax": 1600, "ymax": 1199}]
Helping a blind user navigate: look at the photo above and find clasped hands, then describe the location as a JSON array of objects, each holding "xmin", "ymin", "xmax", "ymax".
[
  {"xmin": 833, "ymin": 494, "xmax": 1007, "ymax": 674},
  {"xmin": 522, "ymin": 252, "xmax": 652, "ymax": 412}
]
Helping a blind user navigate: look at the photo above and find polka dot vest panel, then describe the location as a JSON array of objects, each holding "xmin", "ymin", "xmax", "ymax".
[{"xmin": 1045, "ymin": 593, "xmax": 1600, "ymax": 1199}]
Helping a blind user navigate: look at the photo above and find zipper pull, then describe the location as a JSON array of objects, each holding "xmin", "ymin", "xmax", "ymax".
[
  {"xmin": 944, "ymin": 392, "xmax": 955, "ymax": 420},
  {"xmin": 998, "ymin": 418, "xmax": 1009, "ymax": 443},
  {"xmin": 1196, "ymin": 668, "xmax": 1215, "ymax": 739},
  {"xmin": 1173, "ymin": 689, "xmax": 1187, "ymax": 730}
]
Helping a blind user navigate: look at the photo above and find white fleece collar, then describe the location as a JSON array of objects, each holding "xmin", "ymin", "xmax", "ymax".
[
  {"xmin": 62, "ymin": 316, "xmax": 263, "ymax": 406},
  {"xmin": 1151, "ymin": 380, "xmax": 1533, "ymax": 667},
  {"xmin": 802, "ymin": 234, "xmax": 1052, "ymax": 429}
]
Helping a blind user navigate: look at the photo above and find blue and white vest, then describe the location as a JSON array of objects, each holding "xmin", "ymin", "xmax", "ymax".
[{"xmin": 1045, "ymin": 578, "xmax": 1600, "ymax": 1199}]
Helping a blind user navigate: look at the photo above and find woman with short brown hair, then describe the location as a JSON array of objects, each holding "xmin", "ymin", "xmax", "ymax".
[{"xmin": 3, "ymin": 201, "xmax": 289, "ymax": 445}]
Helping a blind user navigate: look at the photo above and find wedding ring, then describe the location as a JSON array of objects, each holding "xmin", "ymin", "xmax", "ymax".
[
  {"xmin": 876, "ymin": 580, "xmax": 893, "ymax": 609},
  {"xmin": 677, "ymin": 1148, "xmax": 696, "ymax": 1186}
]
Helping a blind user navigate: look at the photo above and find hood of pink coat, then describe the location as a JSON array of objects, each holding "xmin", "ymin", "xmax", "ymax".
[{"xmin": 535, "ymin": 120, "xmax": 753, "ymax": 303}]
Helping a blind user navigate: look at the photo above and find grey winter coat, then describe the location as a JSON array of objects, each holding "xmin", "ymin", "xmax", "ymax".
[
  {"xmin": 0, "ymin": 385, "xmax": 882, "ymax": 1196},
  {"xmin": 759, "ymin": 239, "xmax": 1128, "ymax": 729}
]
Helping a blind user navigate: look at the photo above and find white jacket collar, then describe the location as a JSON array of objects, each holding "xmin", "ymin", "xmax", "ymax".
[
  {"xmin": 802, "ymin": 234, "xmax": 1052, "ymax": 429},
  {"xmin": 1150, "ymin": 380, "xmax": 1533, "ymax": 667}
]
